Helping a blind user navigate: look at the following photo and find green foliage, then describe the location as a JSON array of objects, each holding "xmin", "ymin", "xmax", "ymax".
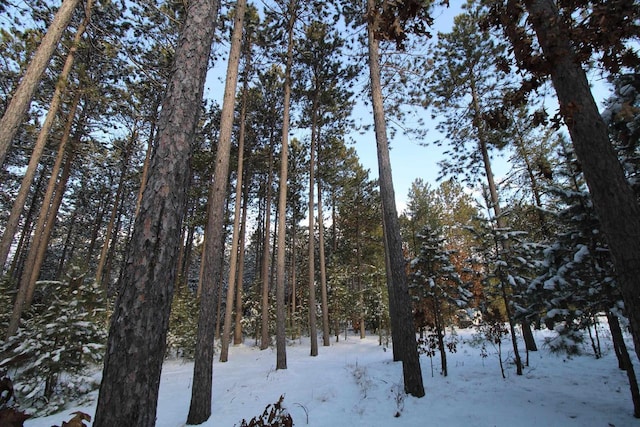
[
  {"xmin": 241, "ymin": 282, "xmax": 273, "ymax": 345},
  {"xmin": 0, "ymin": 273, "xmax": 106, "ymax": 415},
  {"xmin": 166, "ymin": 287, "xmax": 199, "ymax": 359},
  {"xmin": 327, "ymin": 264, "xmax": 357, "ymax": 336},
  {"xmin": 543, "ymin": 322, "xmax": 584, "ymax": 357},
  {"xmin": 410, "ymin": 225, "xmax": 472, "ymax": 328},
  {"xmin": 527, "ymin": 141, "xmax": 620, "ymax": 354},
  {"xmin": 465, "ymin": 196, "xmax": 541, "ymax": 323}
]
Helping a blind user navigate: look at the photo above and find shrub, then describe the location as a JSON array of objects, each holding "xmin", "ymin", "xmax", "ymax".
[{"xmin": 0, "ymin": 273, "xmax": 106, "ymax": 415}]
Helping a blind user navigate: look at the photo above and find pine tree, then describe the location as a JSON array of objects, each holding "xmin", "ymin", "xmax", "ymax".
[
  {"xmin": 93, "ymin": 0, "xmax": 220, "ymax": 423},
  {"xmin": 410, "ymin": 225, "xmax": 472, "ymax": 377},
  {"xmin": 529, "ymin": 141, "xmax": 640, "ymax": 415},
  {"xmin": 466, "ymin": 192, "xmax": 541, "ymax": 375},
  {"xmin": 0, "ymin": 271, "xmax": 106, "ymax": 415},
  {"xmin": 365, "ymin": 0, "xmax": 425, "ymax": 397}
]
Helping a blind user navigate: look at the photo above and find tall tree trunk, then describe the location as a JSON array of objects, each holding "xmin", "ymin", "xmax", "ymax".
[
  {"xmin": 308, "ymin": 95, "xmax": 319, "ymax": 357},
  {"xmin": 318, "ymin": 179, "xmax": 330, "ymax": 346},
  {"xmin": 101, "ymin": 195, "xmax": 126, "ymax": 289},
  {"xmin": 232, "ymin": 41, "xmax": 253, "ymax": 347},
  {"xmin": 0, "ymin": 1, "xmax": 92, "ymax": 269},
  {"xmin": 93, "ymin": 0, "xmax": 219, "ymax": 424},
  {"xmin": 433, "ymin": 295, "xmax": 447, "ymax": 377},
  {"xmin": 178, "ymin": 204, "xmax": 197, "ymax": 285},
  {"xmin": 26, "ymin": 148, "xmax": 74, "ymax": 303},
  {"xmin": 260, "ymin": 147, "xmax": 274, "ymax": 350},
  {"xmin": 135, "ymin": 99, "xmax": 160, "ymax": 218},
  {"xmin": 196, "ymin": 0, "xmax": 245, "ymax": 372},
  {"xmin": 8, "ymin": 170, "xmax": 45, "ymax": 281},
  {"xmin": 275, "ymin": 0, "xmax": 296, "ymax": 370},
  {"xmin": 85, "ymin": 195, "xmax": 108, "ymax": 266},
  {"xmin": 6, "ymin": 92, "xmax": 81, "ymax": 338},
  {"xmin": 196, "ymin": 234, "xmax": 207, "ymax": 298},
  {"xmin": 470, "ymin": 75, "xmax": 528, "ymax": 370},
  {"xmin": 0, "ymin": 0, "xmax": 82, "ymax": 167},
  {"xmin": 606, "ymin": 311, "xmax": 640, "ymax": 417},
  {"xmin": 356, "ymin": 219, "xmax": 366, "ymax": 339},
  {"xmin": 380, "ymin": 202, "xmax": 400, "ymax": 361},
  {"xmin": 478, "ymin": 133, "xmax": 525, "ymax": 375},
  {"xmin": 366, "ymin": 0, "xmax": 424, "ymax": 398},
  {"xmin": 234, "ymin": 175, "xmax": 250, "ymax": 345},
  {"xmin": 55, "ymin": 206, "xmax": 77, "ymax": 279},
  {"xmin": 290, "ymin": 219, "xmax": 298, "ymax": 339},
  {"xmin": 523, "ymin": 0, "xmax": 640, "ymax": 360}
]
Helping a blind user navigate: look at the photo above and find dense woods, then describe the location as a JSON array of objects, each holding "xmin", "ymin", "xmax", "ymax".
[{"xmin": 1, "ymin": 0, "xmax": 640, "ymax": 424}]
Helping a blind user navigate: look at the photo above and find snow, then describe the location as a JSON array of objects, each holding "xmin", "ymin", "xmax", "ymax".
[
  {"xmin": 24, "ymin": 328, "xmax": 637, "ymax": 427},
  {"xmin": 573, "ymin": 245, "xmax": 590, "ymax": 263}
]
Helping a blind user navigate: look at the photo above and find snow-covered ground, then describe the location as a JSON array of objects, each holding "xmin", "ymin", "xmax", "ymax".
[{"xmin": 25, "ymin": 327, "xmax": 637, "ymax": 427}]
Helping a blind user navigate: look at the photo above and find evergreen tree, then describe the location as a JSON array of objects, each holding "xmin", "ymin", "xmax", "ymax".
[
  {"xmin": 0, "ymin": 270, "xmax": 106, "ymax": 415},
  {"xmin": 166, "ymin": 286, "xmax": 199, "ymax": 359},
  {"xmin": 466, "ymin": 192, "xmax": 541, "ymax": 375},
  {"xmin": 332, "ymin": 158, "xmax": 384, "ymax": 340},
  {"xmin": 489, "ymin": 0, "xmax": 640, "ymax": 360},
  {"xmin": 529, "ymin": 140, "xmax": 640, "ymax": 415},
  {"xmin": 410, "ymin": 225, "xmax": 472, "ymax": 377}
]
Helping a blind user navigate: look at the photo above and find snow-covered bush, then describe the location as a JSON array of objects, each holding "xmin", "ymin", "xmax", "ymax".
[
  {"xmin": 0, "ymin": 274, "xmax": 106, "ymax": 415},
  {"xmin": 543, "ymin": 321, "xmax": 584, "ymax": 356}
]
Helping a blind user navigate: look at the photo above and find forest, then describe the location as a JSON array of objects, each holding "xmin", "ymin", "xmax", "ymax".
[{"xmin": 1, "ymin": 0, "xmax": 640, "ymax": 425}]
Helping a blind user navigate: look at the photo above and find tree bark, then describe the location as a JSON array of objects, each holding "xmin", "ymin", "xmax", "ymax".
[
  {"xmin": 524, "ymin": 0, "xmax": 640, "ymax": 360},
  {"xmin": 275, "ymin": 0, "xmax": 296, "ymax": 370},
  {"xmin": 0, "ymin": 0, "xmax": 92, "ymax": 270},
  {"xmin": 260, "ymin": 146, "xmax": 274, "ymax": 350},
  {"xmin": 318, "ymin": 179, "xmax": 331, "ymax": 346},
  {"xmin": 234, "ymin": 178, "xmax": 249, "ymax": 345},
  {"xmin": 0, "ymin": 0, "xmax": 83, "ymax": 167},
  {"xmin": 8, "ymin": 169, "xmax": 45, "ymax": 281},
  {"xmin": 607, "ymin": 311, "xmax": 640, "ymax": 417},
  {"xmin": 92, "ymin": 0, "xmax": 219, "ymax": 424},
  {"xmin": 199, "ymin": 0, "xmax": 245, "ymax": 372},
  {"xmin": 135, "ymin": 99, "xmax": 160, "ymax": 219},
  {"xmin": 308, "ymin": 92, "xmax": 319, "ymax": 358},
  {"xmin": 366, "ymin": 0, "xmax": 425, "ymax": 397}
]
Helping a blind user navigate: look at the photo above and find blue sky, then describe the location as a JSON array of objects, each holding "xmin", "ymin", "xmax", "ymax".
[
  {"xmin": 350, "ymin": 1, "xmax": 614, "ymax": 214},
  {"xmin": 349, "ymin": 1, "xmax": 469, "ymax": 213}
]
